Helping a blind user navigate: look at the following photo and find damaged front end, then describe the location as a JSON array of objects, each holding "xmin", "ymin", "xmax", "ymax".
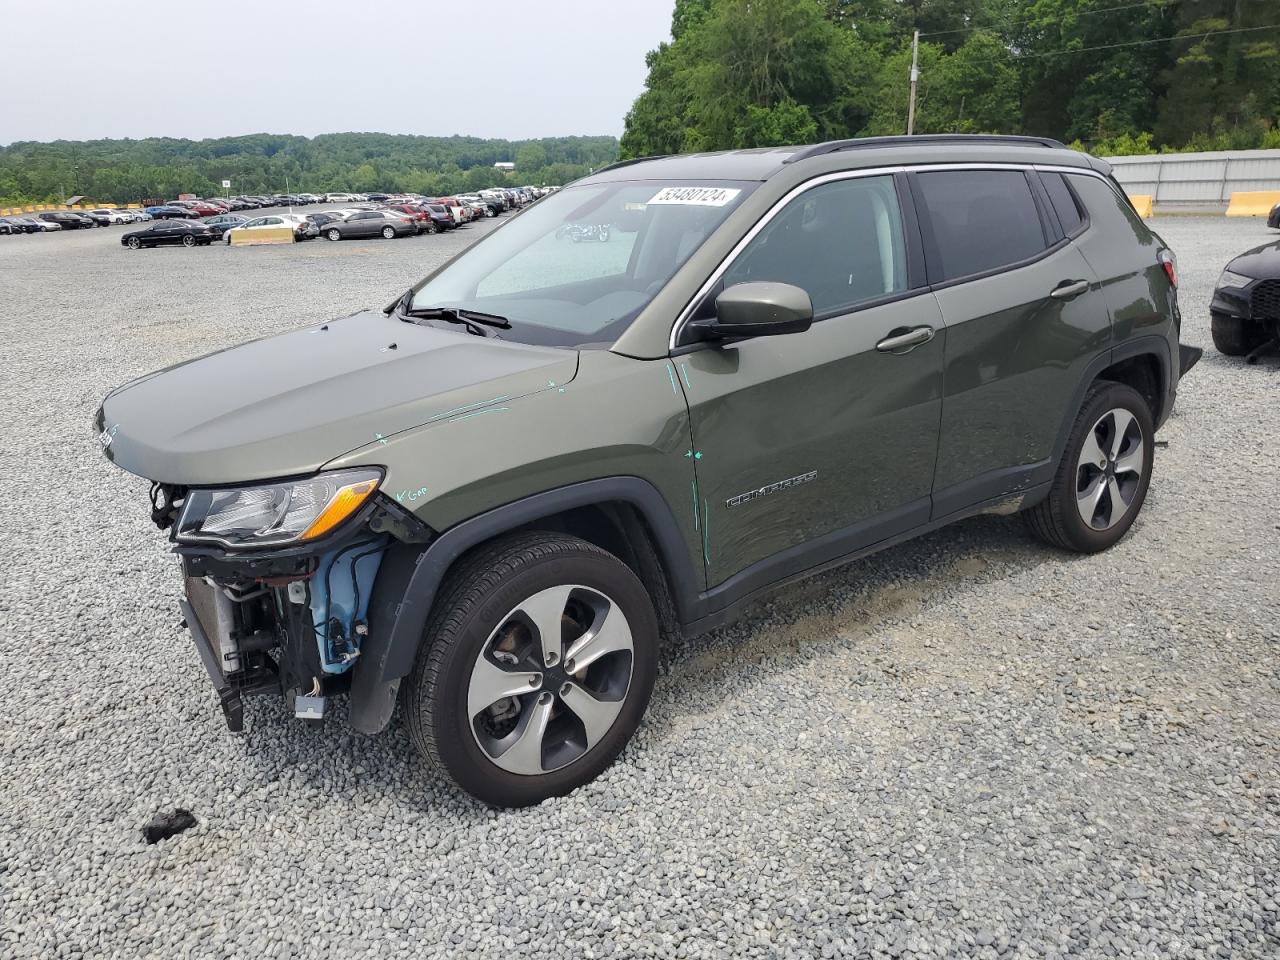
[{"xmin": 151, "ymin": 471, "xmax": 432, "ymax": 732}]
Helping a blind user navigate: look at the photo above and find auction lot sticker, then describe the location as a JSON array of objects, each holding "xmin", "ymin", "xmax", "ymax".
[{"xmin": 647, "ymin": 186, "xmax": 742, "ymax": 206}]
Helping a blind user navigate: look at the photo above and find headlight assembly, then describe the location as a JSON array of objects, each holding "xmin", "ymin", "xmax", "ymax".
[
  {"xmin": 1217, "ymin": 270, "xmax": 1252, "ymax": 289},
  {"xmin": 176, "ymin": 468, "xmax": 382, "ymax": 548}
]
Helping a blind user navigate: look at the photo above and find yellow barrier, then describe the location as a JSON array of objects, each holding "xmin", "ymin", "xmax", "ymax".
[
  {"xmin": 1128, "ymin": 194, "xmax": 1153, "ymax": 218},
  {"xmin": 1225, "ymin": 190, "xmax": 1280, "ymax": 217},
  {"xmin": 229, "ymin": 226, "xmax": 295, "ymax": 246}
]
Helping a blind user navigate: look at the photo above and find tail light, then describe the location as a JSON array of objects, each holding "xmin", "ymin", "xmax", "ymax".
[{"xmin": 1159, "ymin": 249, "xmax": 1177, "ymax": 288}]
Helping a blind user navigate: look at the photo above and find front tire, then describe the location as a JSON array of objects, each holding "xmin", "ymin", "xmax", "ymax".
[
  {"xmin": 182, "ymin": 234, "xmax": 195, "ymax": 247},
  {"xmin": 127, "ymin": 236, "xmax": 141, "ymax": 249},
  {"xmin": 381, "ymin": 225, "xmax": 396, "ymax": 239},
  {"xmin": 404, "ymin": 532, "xmax": 658, "ymax": 807},
  {"xmin": 1024, "ymin": 381, "xmax": 1154, "ymax": 553},
  {"xmin": 1210, "ymin": 314, "xmax": 1262, "ymax": 357}
]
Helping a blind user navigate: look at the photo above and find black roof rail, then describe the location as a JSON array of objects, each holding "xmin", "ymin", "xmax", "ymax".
[
  {"xmin": 591, "ymin": 154, "xmax": 671, "ymax": 174},
  {"xmin": 784, "ymin": 134, "xmax": 1067, "ymax": 164}
]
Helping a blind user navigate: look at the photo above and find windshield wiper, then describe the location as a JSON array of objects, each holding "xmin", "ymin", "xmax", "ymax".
[{"xmin": 404, "ymin": 305, "xmax": 511, "ymax": 328}]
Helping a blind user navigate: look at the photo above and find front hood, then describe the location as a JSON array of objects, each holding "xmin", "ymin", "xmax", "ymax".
[
  {"xmin": 98, "ymin": 310, "xmax": 578, "ymax": 485},
  {"xmin": 1228, "ymin": 240, "xmax": 1280, "ymax": 280}
]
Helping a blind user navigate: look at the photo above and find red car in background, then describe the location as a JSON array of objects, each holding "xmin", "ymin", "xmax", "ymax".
[
  {"xmin": 170, "ymin": 199, "xmax": 225, "ymax": 217},
  {"xmin": 384, "ymin": 203, "xmax": 431, "ymax": 233}
]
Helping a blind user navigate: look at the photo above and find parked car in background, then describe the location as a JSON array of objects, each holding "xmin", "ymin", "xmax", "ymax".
[
  {"xmin": 1268, "ymin": 202, "xmax": 1280, "ymax": 230},
  {"xmin": 1210, "ymin": 240, "xmax": 1280, "ymax": 362},
  {"xmin": 305, "ymin": 211, "xmax": 346, "ymax": 230},
  {"xmin": 87, "ymin": 208, "xmax": 132, "ymax": 225},
  {"xmin": 121, "ymin": 219, "xmax": 215, "ymax": 248},
  {"xmin": 320, "ymin": 209, "xmax": 415, "ymax": 240},
  {"xmin": 324, "ymin": 192, "xmax": 359, "ymax": 203},
  {"xmin": 9, "ymin": 216, "xmax": 59, "ymax": 232},
  {"xmin": 39, "ymin": 211, "xmax": 95, "ymax": 229},
  {"xmin": 423, "ymin": 203, "xmax": 455, "ymax": 231},
  {"xmin": 0, "ymin": 218, "xmax": 22, "ymax": 235},
  {"xmin": 223, "ymin": 214, "xmax": 319, "ymax": 243},
  {"xmin": 147, "ymin": 205, "xmax": 197, "ymax": 220},
  {"xmin": 383, "ymin": 203, "xmax": 433, "ymax": 232},
  {"xmin": 170, "ymin": 200, "xmax": 224, "ymax": 217},
  {"xmin": 203, "ymin": 214, "xmax": 250, "ymax": 239}
]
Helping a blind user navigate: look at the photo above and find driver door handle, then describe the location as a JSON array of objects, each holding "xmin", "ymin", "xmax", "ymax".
[
  {"xmin": 876, "ymin": 325, "xmax": 935, "ymax": 353},
  {"xmin": 1050, "ymin": 279, "xmax": 1090, "ymax": 300}
]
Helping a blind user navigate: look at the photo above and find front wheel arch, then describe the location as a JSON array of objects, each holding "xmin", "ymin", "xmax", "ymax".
[{"xmin": 349, "ymin": 479, "xmax": 696, "ymax": 735}]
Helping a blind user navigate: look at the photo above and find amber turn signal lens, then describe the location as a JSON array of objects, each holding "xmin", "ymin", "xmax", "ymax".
[{"xmin": 301, "ymin": 479, "xmax": 379, "ymax": 541}]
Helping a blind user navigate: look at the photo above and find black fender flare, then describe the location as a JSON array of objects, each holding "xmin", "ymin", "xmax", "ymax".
[
  {"xmin": 348, "ymin": 476, "xmax": 697, "ymax": 734},
  {"xmin": 1048, "ymin": 336, "xmax": 1173, "ymax": 471}
]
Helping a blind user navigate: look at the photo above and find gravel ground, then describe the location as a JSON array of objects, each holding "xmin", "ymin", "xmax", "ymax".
[{"xmin": 1, "ymin": 214, "xmax": 1278, "ymax": 959}]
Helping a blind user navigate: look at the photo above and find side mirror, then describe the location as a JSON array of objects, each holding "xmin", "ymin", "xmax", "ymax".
[{"xmin": 693, "ymin": 281, "xmax": 814, "ymax": 340}]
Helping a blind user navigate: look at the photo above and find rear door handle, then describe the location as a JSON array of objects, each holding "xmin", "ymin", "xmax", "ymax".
[
  {"xmin": 876, "ymin": 325, "xmax": 935, "ymax": 353},
  {"xmin": 1050, "ymin": 279, "xmax": 1090, "ymax": 300}
]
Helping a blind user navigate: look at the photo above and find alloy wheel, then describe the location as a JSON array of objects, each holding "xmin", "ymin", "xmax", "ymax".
[
  {"xmin": 182, "ymin": 234, "xmax": 195, "ymax": 247},
  {"xmin": 1076, "ymin": 407, "xmax": 1144, "ymax": 530},
  {"xmin": 467, "ymin": 584, "xmax": 634, "ymax": 776}
]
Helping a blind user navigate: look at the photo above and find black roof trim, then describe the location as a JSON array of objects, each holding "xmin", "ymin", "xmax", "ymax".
[
  {"xmin": 784, "ymin": 134, "xmax": 1067, "ymax": 164},
  {"xmin": 591, "ymin": 154, "xmax": 671, "ymax": 175}
]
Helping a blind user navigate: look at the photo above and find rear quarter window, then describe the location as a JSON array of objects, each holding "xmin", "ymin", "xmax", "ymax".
[
  {"xmin": 915, "ymin": 169, "xmax": 1049, "ymax": 282},
  {"xmin": 1041, "ymin": 172, "xmax": 1085, "ymax": 236}
]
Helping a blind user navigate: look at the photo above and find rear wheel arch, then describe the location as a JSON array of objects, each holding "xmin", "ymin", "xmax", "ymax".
[{"xmin": 1097, "ymin": 351, "xmax": 1164, "ymax": 423}]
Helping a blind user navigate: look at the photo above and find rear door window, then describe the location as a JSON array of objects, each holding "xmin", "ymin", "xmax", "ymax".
[{"xmin": 914, "ymin": 170, "xmax": 1050, "ymax": 282}]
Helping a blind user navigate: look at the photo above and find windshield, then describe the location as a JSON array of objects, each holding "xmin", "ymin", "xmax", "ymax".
[{"xmin": 407, "ymin": 179, "xmax": 756, "ymax": 348}]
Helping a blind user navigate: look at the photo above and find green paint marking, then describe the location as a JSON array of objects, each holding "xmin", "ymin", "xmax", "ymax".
[
  {"xmin": 691, "ymin": 479, "xmax": 699, "ymax": 531},
  {"xmin": 685, "ymin": 449, "xmax": 693, "ymax": 458},
  {"xmin": 694, "ymin": 451, "xmax": 702, "ymax": 460},
  {"xmin": 430, "ymin": 395, "xmax": 511, "ymax": 422},
  {"xmin": 702, "ymin": 499, "xmax": 710, "ymax": 567},
  {"xmin": 679, "ymin": 363, "xmax": 692, "ymax": 389},
  {"xmin": 666, "ymin": 365, "xmax": 679, "ymax": 396},
  {"xmin": 448, "ymin": 406, "xmax": 509, "ymax": 423}
]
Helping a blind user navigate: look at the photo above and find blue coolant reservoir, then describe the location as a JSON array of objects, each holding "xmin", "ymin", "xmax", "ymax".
[{"xmin": 309, "ymin": 540, "xmax": 386, "ymax": 674}]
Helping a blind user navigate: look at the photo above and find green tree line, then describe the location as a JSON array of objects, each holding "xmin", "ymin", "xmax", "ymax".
[
  {"xmin": 0, "ymin": 133, "xmax": 620, "ymax": 205},
  {"xmin": 621, "ymin": 0, "xmax": 1280, "ymax": 158}
]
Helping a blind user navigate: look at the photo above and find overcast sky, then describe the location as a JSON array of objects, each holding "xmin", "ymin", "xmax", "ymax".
[{"xmin": 0, "ymin": 0, "xmax": 673, "ymax": 145}]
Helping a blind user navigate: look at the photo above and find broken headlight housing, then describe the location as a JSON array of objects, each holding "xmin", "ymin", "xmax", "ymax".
[{"xmin": 175, "ymin": 468, "xmax": 382, "ymax": 549}]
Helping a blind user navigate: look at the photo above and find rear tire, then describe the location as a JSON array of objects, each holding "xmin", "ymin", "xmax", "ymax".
[
  {"xmin": 403, "ymin": 532, "xmax": 658, "ymax": 808},
  {"xmin": 182, "ymin": 234, "xmax": 195, "ymax": 247},
  {"xmin": 1210, "ymin": 314, "xmax": 1261, "ymax": 357},
  {"xmin": 326, "ymin": 228, "xmax": 341, "ymax": 241},
  {"xmin": 1024, "ymin": 381, "xmax": 1154, "ymax": 553}
]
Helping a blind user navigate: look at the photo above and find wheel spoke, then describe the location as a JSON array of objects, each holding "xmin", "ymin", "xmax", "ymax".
[
  {"xmin": 559, "ymin": 682, "xmax": 624, "ymax": 749},
  {"xmin": 1079, "ymin": 427, "xmax": 1106, "ymax": 470},
  {"xmin": 1107, "ymin": 476, "xmax": 1129, "ymax": 519},
  {"xmin": 468, "ymin": 657, "xmax": 539, "ymax": 720},
  {"xmin": 494, "ymin": 693, "xmax": 554, "ymax": 775},
  {"xmin": 516, "ymin": 585, "xmax": 574, "ymax": 667},
  {"xmin": 565, "ymin": 602, "xmax": 633, "ymax": 673},
  {"xmin": 1114, "ymin": 436, "xmax": 1144, "ymax": 477},
  {"xmin": 1108, "ymin": 409, "xmax": 1135, "ymax": 459},
  {"xmin": 1077, "ymin": 473, "xmax": 1106, "ymax": 525}
]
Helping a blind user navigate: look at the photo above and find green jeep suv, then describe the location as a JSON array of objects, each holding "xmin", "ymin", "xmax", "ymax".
[{"xmin": 97, "ymin": 135, "xmax": 1199, "ymax": 806}]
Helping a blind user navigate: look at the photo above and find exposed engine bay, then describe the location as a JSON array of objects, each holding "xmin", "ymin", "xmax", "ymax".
[{"xmin": 152, "ymin": 481, "xmax": 430, "ymax": 731}]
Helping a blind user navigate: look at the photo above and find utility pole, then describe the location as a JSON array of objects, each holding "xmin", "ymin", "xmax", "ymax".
[{"xmin": 907, "ymin": 29, "xmax": 920, "ymax": 135}]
